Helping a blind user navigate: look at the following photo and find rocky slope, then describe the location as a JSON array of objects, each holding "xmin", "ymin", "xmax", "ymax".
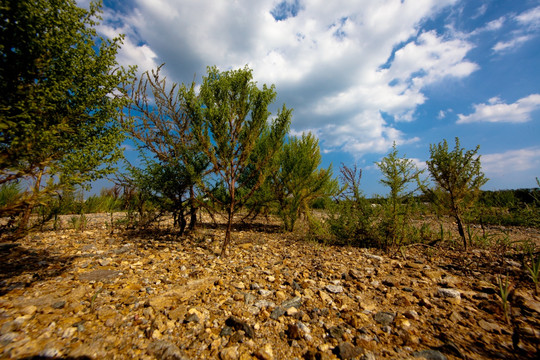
[{"xmin": 0, "ymin": 215, "xmax": 539, "ymax": 359}]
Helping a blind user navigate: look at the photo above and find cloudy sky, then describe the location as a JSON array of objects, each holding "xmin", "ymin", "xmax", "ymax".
[{"xmin": 83, "ymin": 0, "xmax": 540, "ymax": 195}]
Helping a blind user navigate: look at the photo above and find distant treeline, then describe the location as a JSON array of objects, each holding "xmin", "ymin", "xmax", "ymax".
[{"xmin": 478, "ymin": 188, "xmax": 540, "ymax": 208}]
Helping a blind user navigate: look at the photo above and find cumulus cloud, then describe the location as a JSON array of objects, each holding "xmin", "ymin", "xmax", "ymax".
[
  {"xmin": 482, "ymin": 147, "xmax": 540, "ymax": 176},
  {"xmin": 88, "ymin": 0, "xmax": 483, "ymax": 157},
  {"xmin": 457, "ymin": 94, "xmax": 540, "ymax": 124}
]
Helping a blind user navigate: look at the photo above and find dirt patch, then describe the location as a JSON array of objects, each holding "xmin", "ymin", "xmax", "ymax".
[{"xmin": 0, "ymin": 214, "xmax": 539, "ymax": 359}]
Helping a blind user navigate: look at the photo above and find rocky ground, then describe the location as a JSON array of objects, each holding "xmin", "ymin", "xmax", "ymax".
[{"xmin": 0, "ymin": 214, "xmax": 539, "ymax": 360}]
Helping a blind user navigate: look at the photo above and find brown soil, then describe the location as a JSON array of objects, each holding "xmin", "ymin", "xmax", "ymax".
[{"xmin": 0, "ymin": 213, "xmax": 539, "ymax": 359}]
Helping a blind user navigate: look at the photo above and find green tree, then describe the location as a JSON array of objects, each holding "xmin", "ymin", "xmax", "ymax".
[
  {"xmin": 271, "ymin": 133, "xmax": 338, "ymax": 231},
  {"xmin": 121, "ymin": 65, "xmax": 207, "ymax": 234},
  {"xmin": 424, "ymin": 137, "xmax": 488, "ymax": 249},
  {"xmin": 376, "ymin": 143, "xmax": 424, "ymax": 249},
  {"xmin": 0, "ymin": 0, "xmax": 135, "ymax": 235},
  {"xmin": 185, "ymin": 66, "xmax": 291, "ymax": 256}
]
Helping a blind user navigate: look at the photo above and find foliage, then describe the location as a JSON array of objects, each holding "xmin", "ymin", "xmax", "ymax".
[
  {"xmin": 270, "ymin": 133, "xmax": 338, "ymax": 231},
  {"xmin": 0, "ymin": 0, "xmax": 135, "ymax": 236},
  {"xmin": 0, "ymin": 181, "xmax": 22, "ymax": 211},
  {"xmin": 473, "ymin": 187, "xmax": 540, "ymax": 228},
  {"xmin": 375, "ymin": 143, "xmax": 425, "ymax": 249},
  {"xmin": 525, "ymin": 254, "xmax": 540, "ymax": 296},
  {"xmin": 121, "ymin": 65, "xmax": 207, "ymax": 234},
  {"xmin": 496, "ymin": 275, "xmax": 512, "ymax": 324},
  {"xmin": 324, "ymin": 164, "xmax": 376, "ymax": 246},
  {"xmin": 423, "ymin": 137, "xmax": 488, "ymax": 249},
  {"xmin": 185, "ymin": 65, "xmax": 291, "ymax": 256}
]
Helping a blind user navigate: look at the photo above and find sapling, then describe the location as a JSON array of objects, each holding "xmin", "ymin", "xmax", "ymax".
[
  {"xmin": 497, "ymin": 275, "xmax": 512, "ymax": 324},
  {"xmin": 423, "ymin": 138, "xmax": 488, "ymax": 249}
]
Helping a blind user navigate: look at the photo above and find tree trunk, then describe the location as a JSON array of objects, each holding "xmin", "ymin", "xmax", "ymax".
[
  {"xmin": 221, "ymin": 206, "xmax": 233, "ymax": 257},
  {"xmin": 15, "ymin": 168, "xmax": 44, "ymax": 239},
  {"xmin": 456, "ymin": 214, "xmax": 467, "ymax": 250},
  {"xmin": 188, "ymin": 186, "xmax": 197, "ymax": 230},
  {"xmin": 221, "ymin": 180, "xmax": 236, "ymax": 257}
]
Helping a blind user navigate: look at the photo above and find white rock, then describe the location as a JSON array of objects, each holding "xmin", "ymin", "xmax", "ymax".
[{"xmin": 438, "ymin": 288, "xmax": 461, "ymax": 299}]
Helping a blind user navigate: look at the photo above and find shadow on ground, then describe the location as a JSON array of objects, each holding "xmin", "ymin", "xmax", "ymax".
[{"xmin": 0, "ymin": 243, "xmax": 77, "ymax": 296}]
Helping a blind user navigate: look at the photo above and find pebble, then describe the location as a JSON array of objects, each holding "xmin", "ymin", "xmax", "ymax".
[
  {"xmin": 286, "ymin": 307, "xmax": 299, "ymax": 316},
  {"xmin": 365, "ymin": 254, "xmax": 383, "ymax": 262},
  {"xmin": 325, "ymin": 284, "xmax": 344, "ymax": 293},
  {"xmin": 220, "ymin": 346, "xmax": 239, "ymax": 360},
  {"xmin": 374, "ymin": 311, "xmax": 395, "ymax": 326},
  {"xmin": 259, "ymin": 289, "xmax": 273, "ymax": 297},
  {"xmin": 61, "ymin": 327, "xmax": 77, "ymax": 339},
  {"xmin": 437, "ymin": 288, "xmax": 461, "ymax": 299},
  {"xmin": 254, "ymin": 300, "xmax": 276, "ymax": 309},
  {"xmin": 413, "ymin": 349, "xmax": 447, "ymax": 360},
  {"xmin": 21, "ymin": 305, "xmax": 37, "ymax": 316},
  {"xmin": 334, "ymin": 341, "xmax": 363, "ymax": 359},
  {"xmin": 255, "ymin": 343, "xmax": 274, "ymax": 360}
]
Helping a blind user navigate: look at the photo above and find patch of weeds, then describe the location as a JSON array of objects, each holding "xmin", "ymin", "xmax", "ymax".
[
  {"xmin": 497, "ymin": 275, "xmax": 512, "ymax": 324},
  {"xmin": 90, "ymin": 287, "xmax": 104, "ymax": 311},
  {"xmin": 525, "ymin": 253, "xmax": 540, "ymax": 295},
  {"xmin": 467, "ymin": 224, "xmax": 498, "ymax": 249},
  {"xmin": 70, "ymin": 214, "xmax": 87, "ymax": 231}
]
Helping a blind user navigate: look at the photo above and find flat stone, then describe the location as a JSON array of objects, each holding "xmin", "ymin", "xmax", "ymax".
[
  {"xmin": 220, "ymin": 346, "xmax": 239, "ymax": 360},
  {"xmin": 225, "ymin": 316, "xmax": 254, "ymax": 338},
  {"xmin": 254, "ymin": 300, "xmax": 276, "ymax": 309},
  {"xmin": 478, "ymin": 319, "xmax": 501, "ymax": 334},
  {"xmin": 365, "ymin": 254, "xmax": 383, "ymax": 262},
  {"xmin": 319, "ymin": 290, "xmax": 333, "ymax": 303},
  {"xmin": 333, "ymin": 341, "xmax": 363, "ymax": 359},
  {"xmin": 287, "ymin": 323, "xmax": 301, "ymax": 339},
  {"xmin": 413, "ymin": 349, "xmax": 447, "ymax": 360},
  {"xmin": 373, "ymin": 311, "xmax": 395, "ymax": 326},
  {"xmin": 21, "ymin": 305, "xmax": 37, "ymax": 315},
  {"xmin": 259, "ymin": 289, "xmax": 273, "ymax": 297},
  {"xmin": 325, "ymin": 284, "xmax": 344, "ymax": 293},
  {"xmin": 282, "ymin": 296, "xmax": 302, "ymax": 309},
  {"xmin": 254, "ymin": 343, "xmax": 274, "ymax": 360},
  {"xmin": 149, "ymin": 277, "xmax": 218, "ymax": 310},
  {"xmin": 270, "ymin": 307, "xmax": 286, "ymax": 320},
  {"xmin": 52, "ymin": 300, "xmax": 66, "ymax": 309},
  {"xmin": 328, "ymin": 325, "xmax": 345, "ymax": 339},
  {"xmin": 437, "ymin": 288, "xmax": 461, "ymax": 299},
  {"xmin": 79, "ymin": 269, "xmax": 121, "ymax": 282}
]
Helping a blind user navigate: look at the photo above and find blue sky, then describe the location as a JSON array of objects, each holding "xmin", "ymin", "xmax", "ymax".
[{"xmin": 81, "ymin": 0, "xmax": 540, "ymax": 196}]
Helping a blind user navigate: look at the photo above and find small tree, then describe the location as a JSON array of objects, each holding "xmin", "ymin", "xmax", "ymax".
[
  {"xmin": 0, "ymin": 0, "xmax": 135, "ymax": 236},
  {"xmin": 376, "ymin": 143, "xmax": 424, "ymax": 249},
  {"xmin": 271, "ymin": 133, "xmax": 338, "ymax": 231},
  {"xmin": 326, "ymin": 164, "xmax": 375, "ymax": 246},
  {"xmin": 186, "ymin": 66, "xmax": 291, "ymax": 256},
  {"xmin": 121, "ymin": 65, "xmax": 207, "ymax": 234},
  {"xmin": 424, "ymin": 137, "xmax": 488, "ymax": 249}
]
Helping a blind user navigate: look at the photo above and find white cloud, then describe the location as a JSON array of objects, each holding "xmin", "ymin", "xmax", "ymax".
[
  {"xmin": 493, "ymin": 35, "xmax": 532, "ymax": 52},
  {"xmin": 92, "ymin": 0, "xmax": 482, "ymax": 157},
  {"xmin": 457, "ymin": 94, "xmax": 540, "ymax": 124},
  {"xmin": 482, "ymin": 147, "xmax": 540, "ymax": 176},
  {"xmin": 485, "ymin": 17, "xmax": 505, "ymax": 31},
  {"xmin": 490, "ymin": 6, "xmax": 540, "ymax": 53},
  {"xmin": 516, "ymin": 5, "xmax": 540, "ymax": 28}
]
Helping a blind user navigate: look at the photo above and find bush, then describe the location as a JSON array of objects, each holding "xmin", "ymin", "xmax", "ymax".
[{"xmin": 319, "ymin": 164, "xmax": 377, "ymax": 247}]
